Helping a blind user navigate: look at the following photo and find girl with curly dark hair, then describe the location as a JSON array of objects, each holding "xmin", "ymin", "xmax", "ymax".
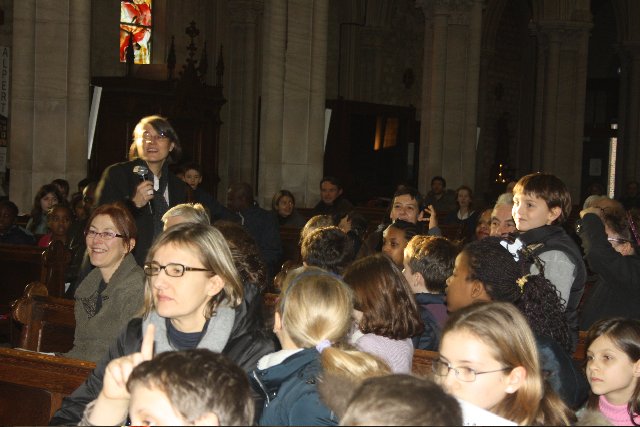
[{"xmin": 445, "ymin": 236, "xmax": 589, "ymax": 408}]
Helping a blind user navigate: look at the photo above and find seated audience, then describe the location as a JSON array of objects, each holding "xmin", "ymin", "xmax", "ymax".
[
  {"xmin": 182, "ymin": 162, "xmax": 227, "ymax": 222},
  {"xmin": 272, "ymin": 189, "xmax": 306, "ymax": 228},
  {"xmin": 337, "ymin": 375, "xmax": 463, "ymax": 426},
  {"xmin": 424, "ymin": 176, "xmax": 457, "ymax": 214},
  {"xmin": 227, "ymin": 182, "xmax": 282, "ymax": 277},
  {"xmin": 38, "ymin": 204, "xmax": 73, "ymax": 247},
  {"xmin": 0, "ymin": 200, "xmax": 35, "ymax": 245},
  {"xmin": 381, "ymin": 220, "xmax": 419, "ymax": 268},
  {"xmin": 65, "ymin": 203, "xmax": 144, "ymax": 363},
  {"xmin": 474, "ymin": 208, "xmax": 492, "ymax": 240},
  {"xmin": 578, "ymin": 201, "xmax": 640, "ymax": 329},
  {"xmin": 445, "ymin": 236, "xmax": 589, "ymax": 408},
  {"xmin": 26, "ymin": 183, "xmax": 62, "ymax": 235},
  {"xmin": 51, "ymin": 223, "xmax": 275, "ymax": 425},
  {"xmin": 619, "ymin": 180, "xmax": 640, "ymax": 209},
  {"xmin": 366, "ymin": 185, "xmax": 440, "ymax": 252},
  {"xmin": 312, "ymin": 176, "xmax": 354, "ymax": 217},
  {"xmin": 343, "ymin": 254, "xmax": 423, "ymax": 373},
  {"xmin": 82, "ymin": 345, "xmax": 254, "ymax": 425},
  {"xmin": 250, "ymin": 267, "xmax": 390, "ymax": 426},
  {"xmin": 583, "ymin": 318, "xmax": 640, "ymax": 426},
  {"xmin": 403, "ymin": 235, "xmax": 458, "ymax": 351},
  {"xmin": 162, "ymin": 202, "xmax": 210, "ymax": 230},
  {"xmin": 443, "ymin": 185, "xmax": 479, "ymax": 243},
  {"xmin": 490, "ymin": 193, "xmax": 516, "ymax": 238},
  {"xmin": 301, "ymin": 226, "xmax": 354, "ymax": 276},
  {"xmin": 435, "ymin": 302, "xmax": 575, "ymax": 425},
  {"xmin": 335, "ymin": 210, "xmax": 370, "ymax": 258},
  {"xmin": 299, "ymin": 214, "xmax": 334, "ymax": 246}
]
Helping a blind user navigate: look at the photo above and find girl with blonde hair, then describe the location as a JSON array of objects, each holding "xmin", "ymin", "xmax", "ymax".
[
  {"xmin": 250, "ymin": 266, "xmax": 390, "ymax": 426},
  {"xmin": 435, "ymin": 302, "xmax": 575, "ymax": 425}
]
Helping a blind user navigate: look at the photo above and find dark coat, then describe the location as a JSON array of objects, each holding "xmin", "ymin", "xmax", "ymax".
[
  {"xmin": 578, "ymin": 213, "xmax": 640, "ymax": 329},
  {"xmin": 49, "ymin": 293, "xmax": 275, "ymax": 426},
  {"xmin": 311, "ymin": 197, "xmax": 353, "ymax": 217},
  {"xmin": 250, "ymin": 348, "xmax": 337, "ymax": 426},
  {"xmin": 0, "ymin": 225, "xmax": 36, "ymax": 245},
  {"xmin": 412, "ymin": 293, "xmax": 447, "ymax": 351},
  {"xmin": 94, "ymin": 158, "xmax": 188, "ymax": 266}
]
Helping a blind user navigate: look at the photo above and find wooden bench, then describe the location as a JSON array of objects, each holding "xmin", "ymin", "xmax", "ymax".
[
  {"xmin": 0, "ymin": 347, "xmax": 94, "ymax": 425},
  {"xmin": 12, "ymin": 282, "xmax": 76, "ymax": 353},
  {"xmin": 412, "ymin": 349, "xmax": 438, "ymax": 378},
  {"xmin": 573, "ymin": 330, "xmax": 588, "ymax": 362},
  {"xmin": 279, "ymin": 226, "xmax": 302, "ymax": 265}
]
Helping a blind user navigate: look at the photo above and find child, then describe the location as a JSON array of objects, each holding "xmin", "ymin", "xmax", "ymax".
[
  {"xmin": 181, "ymin": 162, "xmax": 226, "ymax": 221},
  {"xmin": 0, "ymin": 200, "xmax": 35, "ymax": 245},
  {"xmin": 403, "ymin": 235, "xmax": 458, "ymax": 351},
  {"xmin": 250, "ymin": 266, "xmax": 390, "ymax": 426},
  {"xmin": 512, "ymin": 172, "xmax": 586, "ymax": 350},
  {"xmin": 38, "ymin": 204, "xmax": 73, "ymax": 247},
  {"xmin": 82, "ymin": 340, "xmax": 254, "ymax": 425},
  {"xmin": 381, "ymin": 219, "xmax": 418, "ymax": 268},
  {"xmin": 343, "ymin": 254, "xmax": 423, "ymax": 373},
  {"xmin": 301, "ymin": 225, "xmax": 354, "ymax": 275},
  {"xmin": 436, "ymin": 302, "xmax": 575, "ymax": 425},
  {"xmin": 26, "ymin": 183, "xmax": 62, "ymax": 235},
  {"xmin": 584, "ymin": 318, "xmax": 640, "ymax": 426}
]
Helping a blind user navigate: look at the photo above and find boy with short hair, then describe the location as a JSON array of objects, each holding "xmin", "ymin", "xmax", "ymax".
[
  {"xmin": 181, "ymin": 162, "xmax": 226, "ymax": 222},
  {"xmin": 403, "ymin": 235, "xmax": 459, "ymax": 351},
  {"xmin": 512, "ymin": 172, "xmax": 586, "ymax": 350},
  {"xmin": 0, "ymin": 200, "xmax": 35, "ymax": 245},
  {"xmin": 83, "ymin": 346, "xmax": 254, "ymax": 426}
]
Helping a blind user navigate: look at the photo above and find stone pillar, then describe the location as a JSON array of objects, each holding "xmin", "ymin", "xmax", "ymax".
[
  {"xmin": 225, "ymin": 0, "xmax": 263, "ymax": 188},
  {"xmin": 417, "ymin": 0, "xmax": 483, "ymax": 194},
  {"xmin": 257, "ymin": 0, "xmax": 329, "ymax": 208},
  {"xmin": 10, "ymin": 0, "xmax": 90, "ymax": 212},
  {"xmin": 530, "ymin": 21, "xmax": 591, "ymax": 200}
]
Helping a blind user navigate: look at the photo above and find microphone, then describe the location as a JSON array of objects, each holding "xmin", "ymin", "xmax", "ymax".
[{"xmin": 133, "ymin": 165, "xmax": 153, "ymax": 214}]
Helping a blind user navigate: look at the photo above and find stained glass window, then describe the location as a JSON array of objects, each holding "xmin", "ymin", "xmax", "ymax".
[{"xmin": 120, "ymin": 0, "xmax": 152, "ymax": 64}]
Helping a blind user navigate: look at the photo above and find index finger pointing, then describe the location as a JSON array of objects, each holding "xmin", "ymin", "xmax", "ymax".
[{"xmin": 141, "ymin": 324, "xmax": 155, "ymax": 360}]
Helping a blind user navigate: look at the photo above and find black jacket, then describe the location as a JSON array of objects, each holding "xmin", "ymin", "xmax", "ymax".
[
  {"xmin": 578, "ymin": 213, "xmax": 640, "ymax": 329},
  {"xmin": 50, "ymin": 293, "xmax": 276, "ymax": 426},
  {"xmin": 95, "ymin": 158, "xmax": 188, "ymax": 266}
]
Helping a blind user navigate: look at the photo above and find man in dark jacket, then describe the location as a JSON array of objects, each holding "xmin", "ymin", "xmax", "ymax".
[
  {"xmin": 311, "ymin": 176, "xmax": 353, "ymax": 217},
  {"xmin": 227, "ymin": 182, "xmax": 282, "ymax": 277}
]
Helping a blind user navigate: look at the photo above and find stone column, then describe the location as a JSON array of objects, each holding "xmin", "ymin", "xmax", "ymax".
[
  {"xmin": 417, "ymin": 0, "xmax": 484, "ymax": 194},
  {"xmin": 531, "ymin": 22, "xmax": 591, "ymax": 200},
  {"xmin": 257, "ymin": 0, "xmax": 329, "ymax": 208},
  {"xmin": 225, "ymin": 0, "xmax": 263, "ymax": 188},
  {"xmin": 10, "ymin": 0, "xmax": 90, "ymax": 212}
]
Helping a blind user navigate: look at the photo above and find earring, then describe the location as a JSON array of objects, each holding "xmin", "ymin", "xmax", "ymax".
[{"xmin": 506, "ymin": 386, "xmax": 515, "ymax": 393}]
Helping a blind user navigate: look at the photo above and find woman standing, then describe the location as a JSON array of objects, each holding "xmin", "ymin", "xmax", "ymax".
[
  {"xmin": 94, "ymin": 115, "xmax": 188, "ymax": 265},
  {"xmin": 65, "ymin": 203, "xmax": 144, "ymax": 363}
]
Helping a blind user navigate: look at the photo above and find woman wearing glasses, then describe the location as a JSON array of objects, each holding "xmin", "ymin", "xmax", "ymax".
[
  {"xmin": 94, "ymin": 115, "xmax": 188, "ymax": 266},
  {"xmin": 51, "ymin": 223, "xmax": 275, "ymax": 425},
  {"xmin": 435, "ymin": 302, "xmax": 574, "ymax": 425},
  {"xmin": 65, "ymin": 202, "xmax": 144, "ymax": 363}
]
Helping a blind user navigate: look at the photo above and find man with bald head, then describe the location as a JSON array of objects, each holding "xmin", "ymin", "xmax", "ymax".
[{"xmin": 227, "ymin": 182, "xmax": 282, "ymax": 277}]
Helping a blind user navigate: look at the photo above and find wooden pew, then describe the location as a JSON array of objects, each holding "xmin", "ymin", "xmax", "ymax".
[
  {"xmin": 279, "ymin": 226, "xmax": 302, "ymax": 265},
  {"xmin": 412, "ymin": 349, "xmax": 438, "ymax": 378},
  {"xmin": 12, "ymin": 282, "xmax": 76, "ymax": 353},
  {"xmin": 0, "ymin": 347, "xmax": 94, "ymax": 425},
  {"xmin": 573, "ymin": 330, "xmax": 588, "ymax": 362}
]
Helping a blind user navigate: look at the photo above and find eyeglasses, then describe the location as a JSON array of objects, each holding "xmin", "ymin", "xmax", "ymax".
[
  {"xmin": 432, "ymin": 359, "xmax": 512, "ymax": 382},
  {"xmin": 607, "ymin": 237, "xmax": 630, "ymax": 245},
  {"xmin": 85, "ymin": 230, "xmax": 124, "ymax": 240},
  {"xmin": 141, "ymin": 131, "xmax": 169, "ymax": 143},
  {"xmin": 144, "ymin": 261, "xmax": 212, "ymax": 277}
]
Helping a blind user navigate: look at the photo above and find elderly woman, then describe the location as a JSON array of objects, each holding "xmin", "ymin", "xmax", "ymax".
[
  {"xmin": 65, "ymin": 202, "xmax": 144, "ymax": 363},
  {"xmin": 94, "ymin": 115, "xmax": 188, "ymax": 265},
  {"xmin": 51, "ymin": 223, "xmax": 275, "ymax": 425}
]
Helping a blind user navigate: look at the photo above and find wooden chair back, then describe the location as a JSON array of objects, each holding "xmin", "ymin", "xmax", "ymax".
[
  {"xmin": 573, "ymin": 330, "xmax": 588, "ymax": 362},
  {"xmin": 412, "ymin": 349, "xmax": 438, "ymax": 378},
  {"xmin": 12, "ymin": 282, "xmax": 76, "ymax": 353},
  {"xmin": 0, "ymin": 347, "xmax": 94, "ymax": 425},
  {"xmin": 279, "ymin": 226, "xmax": 302, "ymax": 265}
]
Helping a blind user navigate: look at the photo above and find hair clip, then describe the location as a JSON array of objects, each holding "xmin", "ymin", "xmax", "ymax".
[{"xmin": 516, "ymin": 275, "xmax": 529, "ymax": 294}]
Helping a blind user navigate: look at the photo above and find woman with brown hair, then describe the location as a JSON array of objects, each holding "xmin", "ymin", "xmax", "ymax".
[{"xmin": 343, "ymin": 253, "xmax": 423, "ymax": 373}]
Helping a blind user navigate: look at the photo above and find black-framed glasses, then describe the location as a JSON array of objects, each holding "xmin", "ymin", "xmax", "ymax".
[
  {"xmin": 85, "ymin": 230, "xmax": 124, "ymax": 240},
  {"xmin": 141, "ymin": 131, "xmax": 169, "ymax": 143},
  {"xmin": 144, "ymin": 261, "xmax": 212, "ymax": 277},
  {"xmin": 432, "ymin": 358, "xmax": 512, "ymax": 382}
]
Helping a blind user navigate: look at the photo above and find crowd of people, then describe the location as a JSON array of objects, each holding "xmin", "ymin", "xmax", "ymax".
[{"xmin": 2, "ymin": 115, "xmax": 640, "ymax": 425}]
